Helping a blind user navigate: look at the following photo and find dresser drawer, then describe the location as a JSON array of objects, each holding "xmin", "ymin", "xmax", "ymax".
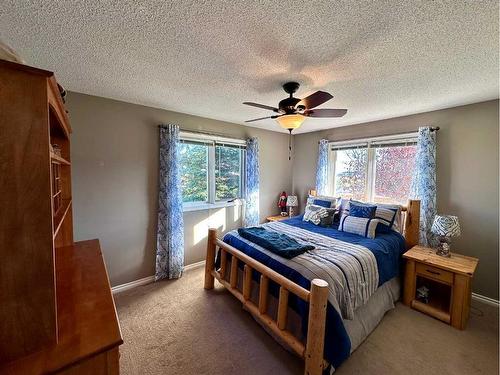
[{"xmin": 416, "ymin": 263, "xmax": 453, "ymax": 284}]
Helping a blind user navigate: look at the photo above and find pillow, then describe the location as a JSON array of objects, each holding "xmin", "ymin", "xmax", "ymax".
[
  {"xmin": 349, "ymin": 201, "xmax": 376, "ymax": 219},
  {"xmin": 303, "ymin": 204, "xmax": 331, "ymax": 225},
  {"xmin": 319, "ymin": 208, "xmax": 337, "ymax": 227},
  {"xmin": 375, "ymin": 204, "xmax": 402, "ymax": 232},
  {"xmin": 338, "ymin": 214, "xmax": 379, "ymax": 239},
  {"xmin": 306, "ymin": 195, "xmax": 339, "ymax": 208},
  {"xmin": 338, "ymin": 198, "xmax": 351, "ymax": 216},
  {"xmin": 313, "ymin": 199, "xmax": 333, "ymax": 208}
]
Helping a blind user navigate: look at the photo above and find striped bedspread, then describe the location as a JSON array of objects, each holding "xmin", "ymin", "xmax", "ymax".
[{"xmin": 227, "ymin": 220, "xmax": 379, "ymax": 320}]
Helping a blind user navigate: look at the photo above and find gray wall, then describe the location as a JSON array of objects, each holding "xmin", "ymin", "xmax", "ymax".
[
  {"xmin": 293, "ymin": 100, "xmax": 499, "ymax": 300},
  {"xmin": 66, "ymin": 92, "xmax": 292, "ymax": 286}
]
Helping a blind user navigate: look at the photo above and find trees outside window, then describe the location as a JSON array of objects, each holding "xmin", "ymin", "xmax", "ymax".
[
  {"xmin": 179, "ymin": 137, "xmax": 245, "ymax": 206},
  {"xmin": 330, "ymin": 137, "xmax": 417, "ymax": 204}
]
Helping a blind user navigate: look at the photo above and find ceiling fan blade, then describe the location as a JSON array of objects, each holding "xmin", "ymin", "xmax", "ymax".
[
  {"xmin": 243, "ymin": 102, "xmax": 279, "ymax": 112},
  {"xmin": 245, "ymin": 115, "xmax": 280, "ymax": 123},
  {"xmin": 304, "ymin": 109, "xmax": 348, "ymax": 118},
  {"xmin": 297, "ymin": 91, "xmax": 333, "ymax": 109}
]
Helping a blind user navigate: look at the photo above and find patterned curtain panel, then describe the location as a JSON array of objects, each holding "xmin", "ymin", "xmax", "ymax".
[
  {"xmin": 244, "ymin": 137, "xmax": 260, "ymax": 227},
  {"xmin": 156, "ymin": 124, "xmax": 184, "ymax": 281},
  {"xmin": 315, "ymin": 139, "xmax": 329, "ymax": 195},
  {"xmin": 411, "ymin": 127, "xmax": 437, "ymax": 247}
]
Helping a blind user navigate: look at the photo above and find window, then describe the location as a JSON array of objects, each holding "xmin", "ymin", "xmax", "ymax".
[
  {"xmin": 329, "ymin": 134, "xmax": 417, "ymax": 205},
  {"xmin": 179, "ymin": 141, "xmax": 209, "ymax": 203},
  {"xmin": 215, "ymin": 144, "xmax": 244, "ymax": 201},
  {"xmin": 179, "ymin": 132, "xmax": 245, "ymax": 209}
]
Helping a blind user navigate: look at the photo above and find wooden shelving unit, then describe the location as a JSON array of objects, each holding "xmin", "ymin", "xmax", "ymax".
[
  {"xmin": 51, "ymin": 152, "xmax": 71, "ymax": 165},
  {"xmin": 0, "ymin": 60, "xmax": 122, "ymax": 374}
]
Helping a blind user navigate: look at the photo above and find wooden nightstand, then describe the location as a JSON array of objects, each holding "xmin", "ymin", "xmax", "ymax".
[
  {"xmin": 403, "ymin": 246, "xmax": 478, "ymax": 330},
  {"xmin": 266, "ymin": 214, "xmax": 289, "ymax": 222}
]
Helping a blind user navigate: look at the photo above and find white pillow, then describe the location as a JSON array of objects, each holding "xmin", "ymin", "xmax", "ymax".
[
  {"xmin": 375, "ymin": 204, "xmax": 402, "ymax": 232},
  {"xmin": 338, "ymin": 214, "xmax": 379, "ymax": 239},
  {"xmin": 303, "ymin": 204, "xmax": 331, "ymax": 225}
]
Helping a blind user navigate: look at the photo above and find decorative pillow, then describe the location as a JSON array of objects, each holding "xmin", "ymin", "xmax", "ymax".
[
  {"xmin": 338, "ymin": 214, "xmax": 379, "ymax": 239},
  {"xmin": 319, "ymin": 208, "xmax": 337, "ymax": 227},
  {"xmin": 375, "ymin": 204, "xmax": 402, "ymax": 232},
  {"xmin": 349, "ymin": 201, "xmax": 376, "ymax": 219},
  {"xmin": 313, "ymin": 199, "xmax": 333, "ymax": 208},
  {"xmin": 306, "ymin": 195, "xmax": 339, "ymax": 208},
  {"xmin": 338, "ymin": 198, "xmax": 350, "ymax": 216},
  {"xmin": 303, "ymin": 204, "xmax": 330, "ymax": 225}
]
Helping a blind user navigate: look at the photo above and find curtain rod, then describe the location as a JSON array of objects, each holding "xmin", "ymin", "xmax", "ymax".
[
  {"xmin": 319, "ymin": 127, "xmax": 440, "ymax": 144},
  {"xmin": 158, "ymin": 126, "xmax": 246, "ymax": 142}
]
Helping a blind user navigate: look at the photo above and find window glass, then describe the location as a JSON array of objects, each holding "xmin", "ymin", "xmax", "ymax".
[
  {"xmin": 179, "ymin": 142, "xmax": 208, "ymax": 203},
  {"xmin": 215, "ymin": 145, "xmax": 243, "ymax": 201},
  {"xmin": 333, "ymin": 148, "xmax": 368, "ymax": 201},
  {"xmin": 373, "ymin": 145, "xmax": 417, "ymax": 205}
]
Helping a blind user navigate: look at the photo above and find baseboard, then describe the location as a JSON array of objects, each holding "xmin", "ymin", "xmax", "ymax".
[
  {"xmin": 111, "ymin": 260, "xmax": 206, "ymax": 294},
  {"xmin": 184, "ymin": 260, "xmax": 206, "ymax": 272},
  {"xmin": 111, "ymin": 275, "xmax": 155, "ymax": 294},
  {"xmin": 472, "ymin": 292, "xmax": 499, "ymax": 307}
]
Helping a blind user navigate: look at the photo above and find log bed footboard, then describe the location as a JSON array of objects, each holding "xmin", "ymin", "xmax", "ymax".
[
  {"xmin": 204, "ymin": 228, "xmax": 328, "ymax": 375},
  {"xmin": 204, "ymin": 199, "xmax": 420, "ymax": 375}
]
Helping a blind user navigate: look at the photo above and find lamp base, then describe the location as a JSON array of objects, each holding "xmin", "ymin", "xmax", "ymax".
[{"xmin": 435, "ymin": 237, "xmax": 451, "ymax": 257}]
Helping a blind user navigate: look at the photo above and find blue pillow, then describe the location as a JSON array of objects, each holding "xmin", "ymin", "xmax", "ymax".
[
  {"xmin": 349, "ymin": 201, "xmax": 376, "ymax": 219},
  {"xmin": 313, "ymin": 199, "xmax": 333, "ymax": 208}
]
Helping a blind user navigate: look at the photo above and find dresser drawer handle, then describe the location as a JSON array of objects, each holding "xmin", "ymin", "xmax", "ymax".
[{"xmin": 426, "ymin": 269, "xmax": 440, "ymax": 275}]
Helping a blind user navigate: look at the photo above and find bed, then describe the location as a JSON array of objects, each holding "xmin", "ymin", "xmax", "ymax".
[{"xmin": 204, "ymin": 198, "xmax": 420, "ymax": 375}]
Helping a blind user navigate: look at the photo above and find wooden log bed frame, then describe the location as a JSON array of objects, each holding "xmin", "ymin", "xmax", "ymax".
[{"xmin": 204, "ymin": 199, "xmax": 420, "ymax": 375}]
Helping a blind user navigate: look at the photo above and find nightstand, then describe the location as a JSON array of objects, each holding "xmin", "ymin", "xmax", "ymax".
[
  {"xmin": 266, "ymin": 214, "xmax": 289, "ymax": 222},
  {"xmin": 403, "ymin": 246, "xmax": 478, "ymax": 329}
]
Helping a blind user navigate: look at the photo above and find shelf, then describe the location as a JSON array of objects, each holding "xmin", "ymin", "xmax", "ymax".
[
  {"xmin": 50, "ymin": 152, "xmax": 70, "ymax": 165},
  {"xmin": 53, "ymin": 199, "xmax": 72, "ymax": 239},
  {"xmin": 412, "ymin": 300, "xmax": 451, "ymax": 324}
]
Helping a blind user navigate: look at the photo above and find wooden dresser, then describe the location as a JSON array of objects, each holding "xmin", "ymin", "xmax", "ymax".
[{"xmin": 0, "ymin": 60, "xmax": 122, "ymax": 374}]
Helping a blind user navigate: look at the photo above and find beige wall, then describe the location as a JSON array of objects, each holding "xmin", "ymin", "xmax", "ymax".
[
  {"xmin": 66, "ymin": 92, "xmax": 292, "ymax": 287},
  {"xmin": 293, "ymin": 100, "xmax": 499, "ymax": 300}
]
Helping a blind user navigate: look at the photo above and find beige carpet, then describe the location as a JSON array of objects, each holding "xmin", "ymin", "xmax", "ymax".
[{"xmin": 114, "ymin": 267, "xmax": 499, "ymax": 375}]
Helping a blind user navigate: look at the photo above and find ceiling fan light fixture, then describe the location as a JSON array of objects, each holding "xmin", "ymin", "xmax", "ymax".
[{"xmin": 276, "ymin": 114, "xmax": 305, "ymax": 130}]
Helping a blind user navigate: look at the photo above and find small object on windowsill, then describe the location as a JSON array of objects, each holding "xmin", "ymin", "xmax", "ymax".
[{"xmin": 431, "ymin": 215, "xmax": 461, "ymax": 257}]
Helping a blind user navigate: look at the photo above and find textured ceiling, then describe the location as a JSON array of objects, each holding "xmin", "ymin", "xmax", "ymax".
[{"xmin": 1, "ymin": 1, "xmax": 498, "ymax": 134}]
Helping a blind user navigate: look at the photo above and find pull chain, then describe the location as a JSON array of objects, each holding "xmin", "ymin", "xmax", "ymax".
[{"xmin": 288, "ymin": 128, "xmax": 292, "ymax": 160}]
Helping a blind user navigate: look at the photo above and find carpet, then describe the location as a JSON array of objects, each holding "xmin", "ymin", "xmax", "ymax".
[{"xmin": 114, "ymin": 267, "xmax": 498, "ymax": 374}]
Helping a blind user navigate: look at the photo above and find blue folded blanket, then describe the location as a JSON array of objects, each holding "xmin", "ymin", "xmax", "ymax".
[{"xmin": 237, "ymin": 227, "xmax": 314, "ymax": 259}]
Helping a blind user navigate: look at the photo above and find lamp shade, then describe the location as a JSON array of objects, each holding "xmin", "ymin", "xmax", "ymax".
[
  {"xmin": 431, "ymin": 215, "xmax": 461, "ymax": 237},
  {"xmin": 286, "ymin": 195, "xmax": 298, "ymax": 207},
  {"xmin": 276, "ymin": 114, "xmax": 305, "ymax": 130}
]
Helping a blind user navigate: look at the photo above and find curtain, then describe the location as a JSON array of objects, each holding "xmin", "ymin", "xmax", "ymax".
[
  {"xmin": 244, "ymin": 137, "xmax": 260, "ymax": 227},
  {"xmin": 411, "ymin": 127, "xmax": 437, "ymax": 247},
  {"xmin": 156, "ymin": 124, "xmax": 184, "ymax": 280},
  {"xmin": 315, "ymin": 139, "xmax": 329, "ymax": 195}
]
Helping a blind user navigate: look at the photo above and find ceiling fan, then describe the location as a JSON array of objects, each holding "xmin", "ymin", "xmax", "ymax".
[{"xmin": 243, "ymin": 81, "xmax": 347, "ymax": 132}]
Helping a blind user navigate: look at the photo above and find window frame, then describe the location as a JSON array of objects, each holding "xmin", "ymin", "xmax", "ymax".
[
  {"xmin": 327, "ymin": 132, "xmax": 418, "ymax": 204},
  {"xmin": 179, "ymin": 131, "xmax": 246, "ymax": 211}
]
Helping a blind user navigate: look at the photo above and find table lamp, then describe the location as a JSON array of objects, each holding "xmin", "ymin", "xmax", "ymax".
[
  {"xmin": 286, "ymin": 195, "xmax": 298, "ymax": 217},
  {"xmin": 431, "ymin": 215, "xmax": 461, "ymax": 257}
]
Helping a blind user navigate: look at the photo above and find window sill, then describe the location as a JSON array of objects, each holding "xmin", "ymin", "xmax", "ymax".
[{"xmin": 183, "ymin": 199, "xmax": 244, "ymax": 213}]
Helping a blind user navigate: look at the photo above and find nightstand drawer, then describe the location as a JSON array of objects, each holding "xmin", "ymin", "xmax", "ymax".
[{"xmin": 416, "ymin": 263, "xmax": 453, "ymax": 284}]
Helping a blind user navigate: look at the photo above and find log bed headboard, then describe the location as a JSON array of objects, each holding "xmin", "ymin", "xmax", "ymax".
[{"xmin": 308, "ymin": 190, "xmax": 420, "ymax": 249}]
